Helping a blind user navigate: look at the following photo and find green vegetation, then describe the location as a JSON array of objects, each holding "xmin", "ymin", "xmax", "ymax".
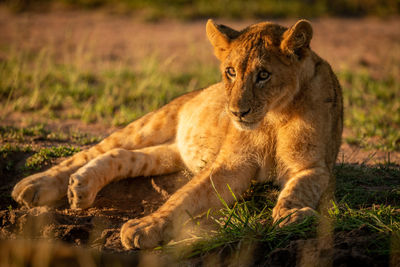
[
  {"xmin": 1, "ymin": 47, "xmax": 398, "ymax": 151},
  {"xmin": 340, "ymin": 70, "xmax": 400, "ymax": 151},
  {"xmin": 330, "ymin": 202, "xmax": 400, "ymax": 234},
  {"xmin": 25, "ymin": 146, "xmax": 80, "ymax": 170},
  {"xmin": 169, "ymin": 182, "xmax": 316, "ymax": 259},
  {"xmin": 3, "ymin": 0, "xmax": 400, "ymax": 19},
  {"xmin": 0, "ymin": 143, "xmax": 33, "ymax": 172},
  {"xmin": 0, "ymin": 125, "xmax": 48, "ymax": 141},
  {"xmin": 0, "ymin": 125, "xmax": 101, "ymax": 145},
  {"xmin": 0, "ymin": 50, "xmax": 219, "ymax": 126},
  {"xmin": 164, "ymin": 164, "xmax": 400, "ymax": 262},
  {"xmin": 334, "ymin": 163, "xmax": 400, "ymax": 207},
  {"xmin": 0, "ymin": 143, "xmax": 80, "ymax": 171}
]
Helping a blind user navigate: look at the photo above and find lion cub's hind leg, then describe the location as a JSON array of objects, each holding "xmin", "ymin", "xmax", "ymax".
[{"xmin": 68, "ymin": 144, "xmax": 183, "ymax": 209}]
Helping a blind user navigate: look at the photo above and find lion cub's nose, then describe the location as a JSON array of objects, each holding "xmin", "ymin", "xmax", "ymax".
[{"xmin": 230, "ymin": 108, "xmax": 251, "ymax": 118}]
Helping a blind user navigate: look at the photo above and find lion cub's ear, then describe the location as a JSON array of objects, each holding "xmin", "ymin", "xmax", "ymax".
[
  {"xmin": 206, "ymin": 19, "xmax": 239, "ymax": 61},
  {"xmin": 280, "ymin": 20, "xmax": 313, "ymax": 58}
]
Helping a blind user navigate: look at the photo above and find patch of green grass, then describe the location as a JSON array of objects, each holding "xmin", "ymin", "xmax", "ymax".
[
  {"xmin": 1, "ymin": 46, "xmax": 398, "ymax": 151},
  {"xmin": 25, "ymin": 146, "xmax": 80, "ymax": 170},
  {"xmin": 0, "ymin": 124, "xmax": 48, "ymax": 140},
  {"xmin": 46, "ymin": 131, "xmax": 101, "ymax": 145},
  {"xmin": 0, "ymin": 143, "xmax": 33, "ymax": 157},
  {"xmin": 335, "ymin": 163, "xmax": 400, "ymax": 207},
  {"xmin": 0, "ymin": 125, "xmax": 49, "ymax": 144},
  {"xmin": 0, "ymin": 125, "xmax": 101, "ymax": 145},
  {"xmin": 166, "ymin": 181, "xmax": 316, "ymax": 260},
  {"xmin": 329, "ymin": 202, "xmax": 399, "ymax": 258},
  {"xmin": 329, "ymin": 202, "xmax": 400, "ymax": 233},
  {"xmin": 0, "ymin": 143, "xmax": 80, "ymax": 172},
  {"xmin": 339, "ymin": 70, "xmax": 400, "ymax": 151},
  {"xmin": 0, "ymin": 144, "xmax": 33, "ymax": 171},
  {"xmin": 2, "ymin": 46, "xmax": 399, "ymax": 151},
  {"xmin": 167, "ymin": 163, "xmax": 399, "ymax": 261},
  {"xmin": 189, "ymin": 202, "xmax": 315, "ymax": 259},
  {"xmin": 0, "ymin": 49, "xmax": 219, "ymax": 126}
]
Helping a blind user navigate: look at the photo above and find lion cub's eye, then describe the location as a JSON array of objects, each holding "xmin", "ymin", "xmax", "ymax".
[
  {"xmin": 225, "ymin": 67, "xmax": 236, "ymax": 79},
  {"xmin": 257, "ymin": 70, "xmax": 270, "ymax": 82}
]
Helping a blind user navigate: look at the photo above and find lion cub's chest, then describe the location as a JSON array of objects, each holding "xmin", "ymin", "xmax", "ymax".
[{"xmin": 176, "ymin": 86, "xmax": 230, "ymax": 173}]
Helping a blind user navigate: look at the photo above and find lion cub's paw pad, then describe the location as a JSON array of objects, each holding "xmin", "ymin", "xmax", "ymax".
[
  {"xmin": 120, "ymin": 216, "xmax": 171, "ymax": 250},
  {"xmin": 67, "ymin": 174, "xmax": 97, "ymax": 209}
]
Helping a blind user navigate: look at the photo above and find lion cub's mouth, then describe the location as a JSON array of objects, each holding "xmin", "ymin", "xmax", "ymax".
[
  {"xmin": 233, "ymin": 119, "xmax": 261, "ymax": 130},
  {"xmin": 225, "ymin": 106, "xmax": 263, "ymax": 130}
]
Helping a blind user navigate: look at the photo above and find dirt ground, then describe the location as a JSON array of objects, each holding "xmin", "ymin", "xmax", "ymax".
[{"xmin": 0, "ymin": 9, "xmax": 399, "ymax": 266}]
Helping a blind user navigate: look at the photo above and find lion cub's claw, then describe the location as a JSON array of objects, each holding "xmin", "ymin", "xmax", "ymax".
[
  {"xmin": 121, "ymin": 216, "xmax": 171, "ymax": 250},
  {"xmin": 67, "ymin": 173, "xmax": 97, "ymax": 209},
  {"xmin": 272, "ymin": 206, "xmax": 317, "ymax": 227}
]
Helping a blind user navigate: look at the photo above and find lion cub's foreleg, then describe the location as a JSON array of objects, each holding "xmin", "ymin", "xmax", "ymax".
[
  {"xmin": 12, "ymin": 102, "xmax": 181, "ymax": 207},
  {"xmin": 272, "ymin": 167, "xmax": 330, "ymax": 225},
  {"xmin": 272, "ymin": 120, "xmax": 332, "ymax": 225},
  {"xmin": 120, "ymin": 152, "xmax": 257, "ymax": 249},
  {"xmin": 68, "ymin": 144, "xmax": 183, "ymax": 209}
]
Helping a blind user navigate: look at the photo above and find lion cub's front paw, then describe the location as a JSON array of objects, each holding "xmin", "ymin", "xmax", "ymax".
[
  {"xmin": 67, "ymin": 173, "xmax": 98, "ymax": 209},
  {"xmin": 120, "ymin": 215, "xmax": 172, "ymax": 249},
  {"xmin": 12, "ymin": 173, "xmax": 65, "ymax": 207},
  {"xmin": 272, "ymin": 206, "xmax": 317, "ymax": 227}
]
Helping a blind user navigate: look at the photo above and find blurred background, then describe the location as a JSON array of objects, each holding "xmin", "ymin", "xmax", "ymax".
[{"xmin": 2, "ymin": 0, "xmax": 400, "ymax": 18}]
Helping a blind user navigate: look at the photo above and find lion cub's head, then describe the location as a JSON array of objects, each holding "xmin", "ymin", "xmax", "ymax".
[{"xmin": 206, "ymin": 19, "xmax": 313, "ymax": 130}]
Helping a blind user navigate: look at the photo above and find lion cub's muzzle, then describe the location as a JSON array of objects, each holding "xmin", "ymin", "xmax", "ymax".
[
  {"xmin": 230, "ymin": 107, "xmax": 251, "ymax": 119},
  {"xmin": 228, "ymin": 106, "xmax": 261, "ymax": 130}
]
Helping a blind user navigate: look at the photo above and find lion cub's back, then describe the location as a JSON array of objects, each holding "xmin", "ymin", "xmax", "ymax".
[{"xmin": 177, "ymin": 83, "xmax": 230, "ymax": 173}]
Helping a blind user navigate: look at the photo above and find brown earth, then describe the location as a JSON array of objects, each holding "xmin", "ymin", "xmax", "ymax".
[{"xmin": 0, "ymin": 9, "xmax": 399, "ymax": 266}]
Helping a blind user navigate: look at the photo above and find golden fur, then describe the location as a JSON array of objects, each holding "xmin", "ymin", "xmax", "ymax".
[{"xmin": 12, "ymin": 19, "xmax": 343, "ymax": 249}]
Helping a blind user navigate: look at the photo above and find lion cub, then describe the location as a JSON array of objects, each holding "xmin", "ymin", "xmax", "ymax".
[{"xmin": 12, "ymin": 19, "xmax": 342, "ymax": 249}]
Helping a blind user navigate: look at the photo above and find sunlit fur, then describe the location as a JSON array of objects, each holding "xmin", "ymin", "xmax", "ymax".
[{"xmin": 12, "ymin": 19, "xmax": 343, "ymax": 250}]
